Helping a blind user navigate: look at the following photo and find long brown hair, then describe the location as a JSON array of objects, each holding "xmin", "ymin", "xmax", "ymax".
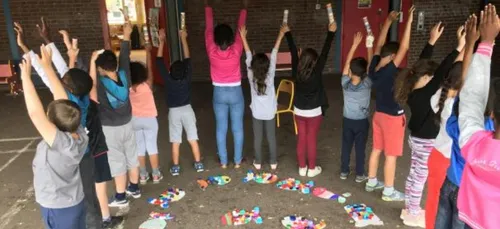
[
  {"xmin": 435, "ymin": 62, "xmax": 463, "ymax": 124},
  {"xmin": 394, "ymin": 59, "xmax": 438, "ymax": 105},
  {"xmin": 250, "ymin": 53, "xmax": 270, "ymax": 96},
  {"xmin": 297, "ymin": 48, "xmax": 318, "ymax": 82}
]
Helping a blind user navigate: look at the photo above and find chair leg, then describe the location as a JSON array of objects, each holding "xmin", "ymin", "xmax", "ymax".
[
  {"xmin": 276, "ymin": 113, "xmax": 280, "ymax": 128},
  {"xmin": 293, "ymin": 113, "xmax": 298, "ymax": 135}
]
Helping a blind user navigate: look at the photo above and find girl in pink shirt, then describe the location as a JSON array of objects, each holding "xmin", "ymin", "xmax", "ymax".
[
  {"xmin": 457, "ymin": 6, "xmax": 500, "ymax": 229},
  {"xmin": 129, "ymin": 45, "xmax": 162, "ymax": 184},
  {"xmin": 205, "ymin": 0, "xmax": 248, "ymax": 168}
]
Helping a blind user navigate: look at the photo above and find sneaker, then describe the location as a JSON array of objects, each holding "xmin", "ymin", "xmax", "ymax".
[
  {"xmin": 270, "ymin": 164, "xmax": 278, "ymax": 170},
  {"xmin": 402, "ymin": 210, "xmax": 425, "ymax": 228},
  {"xmin": 108, "ymin": 197, "xmax": 129, "ymax": 208},
  {"xmin": 153, "ymin": 172, "xmax": 164, "ymax": 184},
  {"xmin": 382, "ymin": 189, "xmax": 405, "ymax": 202},
  {"xmin": 126, "ymin": 188, "xmax": 141, "ymax": 199},
  {"xmin": 355, "ymin": 175, "xmax": 368, "ymax": 183},
  {"xmin": 170, "ymin": 165, "xmax": 180, "ymax": 176},
  {"xmin": 234, "ymin": 164, "xmax": 241, "ymax": 169},
  {"xmin": 253, "ymin": 161, "xmax": 262, "ymax": 170},
  {"xmin": 307, "ymin": 166, "xmax": 322, "ymax": 177},
  {"xmin": 102, "ymin": 216, "xmax": 124, "ymax": 229},
  {"xmin": 340, "ymin": 172, "xmax": 350, "ymax": 180},
  {"xmin": 400, "ymin": 209, "xmax": 408, "ymax": 220},
  {"xmin": 194, "ymin": 162, "xmax": 205, "ymax": 172},
  {"xmin": 221, "ymin": 164, "xmax": 228, "ymax": 169},
  {"xmin": 140, "ymin": 174, "xmax": 150, "ymax": 184},
  {"xmin": 365, "ymin": 180, "xmax": 384, "ymax": 192},
  {"xmin": 298, "ymin": 166, "xmax": 308, "ymax": 177}
]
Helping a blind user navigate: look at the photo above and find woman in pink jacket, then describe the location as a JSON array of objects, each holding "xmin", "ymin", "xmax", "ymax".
[{"xmin": 205, "ymin": 0, "xmax": 248, "ymax": 168}]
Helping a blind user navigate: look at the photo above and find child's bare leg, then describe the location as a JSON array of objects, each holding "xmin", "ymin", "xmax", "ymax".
[
  {"xmin": 189, "ymin": 140, "xmax": 201, "ymax": 162},
  {"xmin": 172, "ymin": 143, "xmax": 181, "ymax": 165},
  {"xmin": 114, "ymin": 174, "xmax": 127, "ymax": 194},
  {"xmin": 95, "ymin": 182, "xmax": 110, "ymax": 219},
  {"xmin": 128, "ymin": 167, "xmax": 139, "ymax": 186},
  {"xmin": 149, "ymin": 154, "xmax": 159, "ymax": 170},
  {"xmin": 384, "ymin": 156, "xmax": 397, "ymax": 187},
  {"xmin": 368, "ymin": 149, "xmax": 382, "ymax": 178}
]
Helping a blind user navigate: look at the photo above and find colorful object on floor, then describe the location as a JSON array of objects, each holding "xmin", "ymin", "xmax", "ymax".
[
  {"xmin": 281, "ymin": 215, "xmax": 326, "ymax": 229},
  {"xmin": 139, "ymin": 218, "xmax": 167, "ymax": 229},
  {"xmin": 344, "ymin": 204, "xmax": 384, "ymax": 227},
  {"xmin": 342, "ymin": 192, "xmax": 352, "ymax": 198},
  {"xmin": 312, "ymin": 187, "xmax": 340, "ymax": 200},
  {"xmin": 149, "ymin": 211, "xmax": 174, "ymax": 221},
  {"xmin": 220, "ymin": 206, "xmax": 263, "ymax": 226},
  {"xmin": 148, "ymin": 188, "xmax": 186, "ymax": 209},
  {"xmin": 197, "ymin": 179, "xmax": 209, "ymax": 191},
  {"xmin": 276, "ymin": 178, "xmax": 314, "ymax": 194},
  {"xmin": 197, "ymin": 175, "xmax": 231, "ymax": 190},
  {"xmin": 243, "ymin": 170, "xmax": 279, "ymax": 184}
]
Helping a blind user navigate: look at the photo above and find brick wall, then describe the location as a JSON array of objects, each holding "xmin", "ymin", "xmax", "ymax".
[
  {"xmin": 184, "ymin": 0, "xmax": 338, "ymax": 78},
  {"xmin": 409, "ymin": 0, "xmax": 481, "ymax": 65},
  {"xmin": 0, "ymin": 0, "xmax": 104, "ymax": 65}
]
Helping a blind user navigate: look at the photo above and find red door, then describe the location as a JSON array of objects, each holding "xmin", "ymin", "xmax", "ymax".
[
  {"xmin": 341, "ymin": 0, "xmax": 389, "ymax": 69},
  {"xmin": 145, "ymin": 0, "xmax": 170, "ymax": 85}
]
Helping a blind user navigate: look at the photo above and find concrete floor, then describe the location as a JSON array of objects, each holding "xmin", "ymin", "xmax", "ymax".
[{"xmin": 0, "ymin": 75, "xmax": 417, "ymax": 229}]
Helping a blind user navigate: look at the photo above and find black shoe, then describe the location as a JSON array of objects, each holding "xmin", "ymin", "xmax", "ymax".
[{"xmin": 102, "ymin": 216, "xmax": 124, "ymax": 229}]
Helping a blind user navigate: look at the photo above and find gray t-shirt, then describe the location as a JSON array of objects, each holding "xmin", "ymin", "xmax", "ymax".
[
  {"xmin": 97, "ymin": 41, "xmax": 132, "ymax": 126},
  {"xmin": 341, "ymin": 75, "xmax": 372, "ymax": 120},
  {"xmin": 245, "ymin": 50, "xmax": 277, "ymax": 120},
  {"xmin": 33, "ymin": 127, "xmax": 88, "ymax": 209}
]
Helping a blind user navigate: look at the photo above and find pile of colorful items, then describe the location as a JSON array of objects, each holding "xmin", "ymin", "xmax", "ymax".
[
  {"xmin": 276, "ymin": 178, "xmax": 314, "ymax": 194},
  {"xmin": 220, "ymin": 207, "xmax": 263, "ymax": 226},
  {"xmin": 149, "ymin": 212, "xmax": 174, "ymax": 221},
  {"xmin": 281, "ymin": 215, "xmax": 326, "ymax": 229},
  {"xmin": 242, "ymin": 170, "xmax": 279, "ymax": 184},
  {"xmin": 147, "ymin": 188, "xmax": 186, "ymax": 209},
  {"xmin": 344, "ymin": 204, "xmax": 384, "ymax": 227},
  {"xmin": 197, "ymin": 175, "xmax": 231, "ymax": 190}
]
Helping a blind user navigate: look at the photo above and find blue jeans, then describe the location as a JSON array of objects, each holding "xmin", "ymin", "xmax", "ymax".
[
  {"xmin": 213, "ymin": 86, "xmax": 244, "ymax": 165},
  {"xmin": 40, "ymin": 201, "xmax": 86, "ymax": 229},
  {"xmin": 434, "ymin": 178, "xmax": 466, "ymax": 229}
]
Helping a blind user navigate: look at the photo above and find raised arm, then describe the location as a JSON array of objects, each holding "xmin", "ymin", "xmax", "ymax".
[
  {"xmin": 180, "ymin": 29, "xmax": 190, "ymax": 59},
  {"xmin": 269, "ymin": 26, "xmax": 286, "ymax": 75},
  {"xmin": 233, "ymin": 6, "xmax": 248, "ymax": 53},
  {"xmin": 462, "ymin": 15, "xmax": 480, "ymax": 82},
  {"xmin": 240, "ymin": 26, "xmax": 251, "ymax": 53},
  {"xmin": 419, "ymin": 22, "xmax": 443, "ymax": 59},
  {"xmin": 342, "ymin": 32, "xmax": 363, "ymax": 76},
  {"xmin": 459, "ymin": 5, "xmax": 498, "ymax": 147},
  {"xmin": 36, "ymin": 45, "xmax": 68, "ymax": 101},
  {"xmin": 366, "ymin": 34, "xmax": 374, "ymax": 69},
  {"xmin": 314, "ymin": 22, "xmax": 337, "ymax": 75},
  {"xmin": 157, "ymin": 29, "xmax": 171, "ymax": 83},
  {"xmin": 374, "ymin": 11, "xmax": 399, "ymax": 55},
  {"xmin": 145, "ymin": 44, "xmax": 154, "ymax": 88},
  {"xmin": 205, "ymin": 4, "xmax": 216, "ymax": 53},
  {"xmin": 20, "ymin": 58, "xmax": 57, "ymax": 146},
  {"xmin": 284, "ymin": 25, "xmax": 298, "ymax": 78},
  {"xmin": 14, "ymin": 22, "xmax": 30, "ymax": 54},
  {"xmin": 67, "ymin": 39, "xmax": 79, "ymax": 69},
  {"xmin": 120, "ymin": 18, "xmax": 132, "ymax": 87},
  {"xmin": 89, "ymin": 51, "xmax": 100, "ymax": 102},
  {"xmin": 393, "ymin": 6, "xmax": 415, "ymax": 67}
]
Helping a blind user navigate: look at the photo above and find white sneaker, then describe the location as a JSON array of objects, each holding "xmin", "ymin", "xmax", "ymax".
[
  {"xmin": 307, "ymin": 166, "xmax": 322, "ymax": 177},
  {"xmin": 298, "ymin": 166, "xmax": 308, "ymax": 176}
]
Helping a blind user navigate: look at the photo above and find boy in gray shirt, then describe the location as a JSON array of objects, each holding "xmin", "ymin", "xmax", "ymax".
[
  {"xmin": 20, "ymin": 46, "xmax": 88, "ymax": 229},
  {"xmin": 339, "ymin": 32, "xmax": 374, "ymax": 182}
]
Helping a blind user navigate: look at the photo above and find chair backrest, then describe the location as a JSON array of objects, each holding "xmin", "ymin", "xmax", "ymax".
[
  {"xmin": 0, "ymin": 61, "xmax": 14, "ymax": 84},
  {"xmin": 276, "ymin": 79, "xmax": 294, "ymax": 110}
]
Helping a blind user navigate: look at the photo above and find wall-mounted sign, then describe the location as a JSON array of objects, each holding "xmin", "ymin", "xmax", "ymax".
[
  {"xmin": 149, "ymin": 8, "xmax": 160, "ymax": 47},
  {"xmin": 154, "ymin": 0, "xmax": 162, "ymax": 8},
  {"xmin": 358, "ymin": 0, "xmax": 372, "ymax": 9}
]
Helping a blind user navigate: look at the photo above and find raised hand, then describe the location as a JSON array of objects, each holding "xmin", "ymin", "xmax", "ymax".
[
  {"xmin": 36, "ymin": 45, "xmax": 53, "ymax": 68},
  {"xmin": 59, "ymin": 30, "xmax": 72, "ymax": 50},
  {"xmin": 122, "ymin": 10, "xmax": 133, "ymax": 41},
  {"xmin": 479, "ymin": 4, "xmax": 500, "ymax": 44},
  {"xmin": 280, "ymin": 24, "xmax": 290, "ymax": 34},
  {"xmin": 239, "ymin": 25, "xmax": 247, "ymax": 39},
  {"xmin": 429, "ymin": 22, "xmax": 444, "ymax": 45},
  {"xmin": 159, "ymin": 29, "xmax": 166, "ymax": 43},
  {"xmin": 366, "ymin": 34, "xmax": 374, "ymax": 48},
  {"xmin": 465, "ymin": 14, "xmax": 480, "ymax": 45},
  {"xmin": 179, "ymin": 28, "xmax": 188, "ymax": 40},
  {"xmin": 67, "ymin": 39, "xmax": 80, "ymax": 66},
  {"xmin": 387, "ymin": 11, "xmax": 400, "ymax": 23},
  {"xmin": 457, "ymin": 25, "xmax": 466, "ymax": 49},
  {"xmin": 19, "ymin": 58, "xmax": 32, "ymax": 81},
  {"xmin": 407, "ymin": 5, "xmax": 416, "ymax": 23},
  {"xmin": 36, "ymin": 17, "xmax": 51, "ymax": 44},
  {"xmin": 353, "ymin": 32, "xmax": 363, "ymax": 47},
  {"xmin": 91, "ymin": 50, "xmax": 104, "ymax": 62},
  {"xmin": 13, "ymin": 22, "xmax": 29, "ymax": 53},
  {"xmin": 328, "ymin": 21, "xmax": 337, "ymax": 32}
]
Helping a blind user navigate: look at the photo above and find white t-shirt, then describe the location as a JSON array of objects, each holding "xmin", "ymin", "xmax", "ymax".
[{"xmin": 430, "ymin": 88, "xmax": 455, "ymax": 158}]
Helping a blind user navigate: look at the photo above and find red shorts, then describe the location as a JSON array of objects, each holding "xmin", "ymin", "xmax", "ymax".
[{"xmin": 372, "ymin": 112, "xmax": 406, "ymax": 157}]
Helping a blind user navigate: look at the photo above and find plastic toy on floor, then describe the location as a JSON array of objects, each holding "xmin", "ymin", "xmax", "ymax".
[
  {"xmin": 149, "ymin": 212, "xmax": 174, "ymax": 221},
  {"xmin": 220, "ymin": 207, "xmax": 263, "ymax": 226},
  {"xmin": 148, "ymin": 188, "xmax": 186, "ymax": 209},
  {"xmin": 276, "ymin": 178, "xmax": 314, "ymax": 194},
  {"xmin": 344, "ymin": 204, "xmax": 384, "ymax": 227},
  {"xmin": 312, "ymin": 187, "xmax": 347, "ymax": 203},
  {"xmin": 197, "ymin": 175, "xmax": 231, "ymax": 190},
  {"xmin": 281, "ymin": 215, "xmax": 326, "ymax": 229},
  {"xmin": 243, "ymin": 170, "xmax": 279, "ymax": 184}
]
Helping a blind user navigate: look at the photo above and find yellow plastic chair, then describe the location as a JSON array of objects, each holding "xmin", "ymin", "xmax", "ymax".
[{"xmin": 276, "ymin": 79, "xmax": 297, "ymax": 135}]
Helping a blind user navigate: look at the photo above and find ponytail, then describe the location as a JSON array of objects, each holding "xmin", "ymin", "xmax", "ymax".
[
  {"xmin": 394, "ymin": 59, "xmax": 437, "ymax": 105},
  {"xmin": 435, "ymin": 80, "xmax": 452, "ymax": 124},
  {"xmin": 250, "ymin": 53, "xmax": 271, "ymax": 96}
]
